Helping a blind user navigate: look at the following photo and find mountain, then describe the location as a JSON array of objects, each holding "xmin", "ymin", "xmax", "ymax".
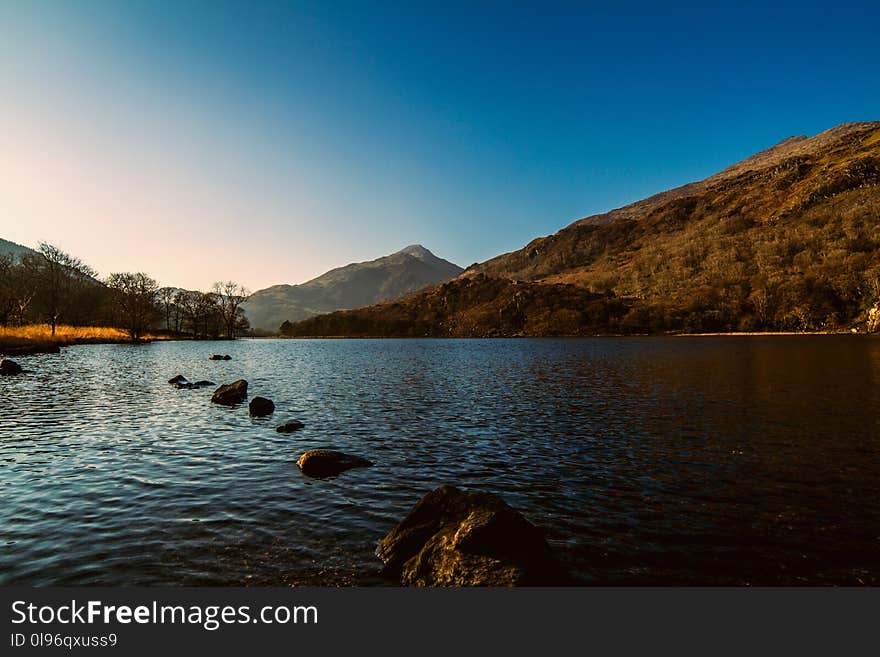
[
  {"xmin": 285, "ymin": 121, "xmax": 880, "ymax": 337},
  {"xmin": 243, "ymin": 245, "xmax": 464, "ymax": 332},
  {"xmin": 0, "ymin": 238, "xmax": 37, "ymax": 260}
]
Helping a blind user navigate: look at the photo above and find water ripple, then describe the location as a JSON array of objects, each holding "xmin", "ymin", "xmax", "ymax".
[{"xmin": 1, "ymin": 337, "xmax": 879, "ymax": 585}]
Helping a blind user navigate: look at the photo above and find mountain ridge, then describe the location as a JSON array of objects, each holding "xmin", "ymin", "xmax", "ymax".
[
  {"xmin": 244, "ymin": 245, "xmax": 463, "ymax": 331},
  {"xmin": 285, "ymin": 121, "xmax": 880, "ymax": 337}
]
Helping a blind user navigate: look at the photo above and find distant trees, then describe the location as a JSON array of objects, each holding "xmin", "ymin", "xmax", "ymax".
[
  {"xmin": 213, "ymin": 281, "xmax": 250, "ymax": 339},
  {"xmin": 105, "ymin": 273, "xmax": 160, "ymax": 340},
  {"xmin": 173, "ymin": 290, "xmax": 218, "ymax": 338},
  {"xmin": 25, "ymin": 243, "xmax": 98, "ymax": 335},
  {"xmin": 193, "ymin": 291, "xmax": 221, "ymax": 338},
  {"xmin": 0, "ymin": 253, "xmax": 40, "ymax": 326},
  {"xmin": 157, "ymin": 287, "xmax": 177, "ymax": 332},
  {"xmin": 0, "ymin": 242, "xmax": 254, "ymax": 341},
  {"xmin": 0, "ymin": 255, "xmax": 18, "ymax": 325}
]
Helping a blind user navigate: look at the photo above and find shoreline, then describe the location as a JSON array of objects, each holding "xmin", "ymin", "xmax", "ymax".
[
  {"xmin": 0, "ymin": 335, "xmax": 247, "ymax": 355},
  {"xmin": 674, "ymin": 330, "xmax": 863, "ymax": 337},
  {"xmin": 0, "ymin": 327, "xmax": 239, "ymax": 356},
  {"xmin": 0, "ymin": 336, "xmax": 164, "ymax": 356},
  {"xmin": 2, "ymin": 330, "xmax": 868, "ymax": 354},
  {"xmin": 273, "ymin": 330, "xmax": 866, "ymax": 339}
]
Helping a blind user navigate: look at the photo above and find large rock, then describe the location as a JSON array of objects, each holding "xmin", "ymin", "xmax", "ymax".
[
  {"xmin": 296, "ymin": 449, "xmax": 372, "ymax": 478},
  {"xmin": 276, "ymin": 420, "xmax": 305, "ymax": 433},
  {"xmin": 376, "ymin": 485, "xmax": 568, "ymax": 587},
  {"xmin": 211, "ymin": 379, "xmax": 248, "ymax": 405},
  {"xmin": 0, "ymin": 359, "xmax": 23, "ymax": 376},
  {"xmin": 249, "ymin": 396, "xmax": 275, "ymax": 416}
]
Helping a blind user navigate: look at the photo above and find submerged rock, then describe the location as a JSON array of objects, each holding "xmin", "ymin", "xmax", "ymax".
[
  {"xmin": 376, "ymin": 485, "xmax": 568, "ymax": 587},
  {"xmin": 249, "ymin": 396, "xmax": 275, "ymax": 416},
  {"xmin": 0, "ymin": 359, "xmax": 23, "ymax": 376},
  {"xmin": 276, "ymin": 420, "xmax": 305, "ymax": 433},
  {"xmin": 209, "ymin": 354, "xmax": 232, "ymax": 361},
  {"xmin": 2, "ymin": 344, "xmax": 60, "ymax": 356},
  {"xmin": 168, "ymin": 374, "xmax": 188, "ymax": 385},
  {"xmin": 173, "ymin": 379, "xmax": 214, "ymax": 390},
  {"xmin": 211, "ymin": 379, "xmax": 248, "ymax": 405},
  {"xmin": 296, "ymin": 449, "xmax": 372, "ymax": 478}
]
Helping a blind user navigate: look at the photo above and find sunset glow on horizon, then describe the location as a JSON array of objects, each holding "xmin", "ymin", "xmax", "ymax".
[{"xmin": 2, "ymin": 1, "xmax": 878, "ymax": 291}]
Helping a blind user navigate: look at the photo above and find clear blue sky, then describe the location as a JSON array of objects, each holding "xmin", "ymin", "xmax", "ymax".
[{"xmin": 1, "ymin": 0, "xmax": 878, "ymax": 290}]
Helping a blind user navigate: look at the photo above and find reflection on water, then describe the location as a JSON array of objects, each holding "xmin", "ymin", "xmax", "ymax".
[{"xmin": 1, "ymin": 337, "xmax": 879, "ymax": 585}]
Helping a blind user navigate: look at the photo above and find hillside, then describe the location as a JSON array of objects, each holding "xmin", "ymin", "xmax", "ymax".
[
  {"xmin": 0, "ymin": 238, "xmax": 37, "ymax": 260},
  {"xmin": 286, "ymin": 121, "xmax": 880, "ymax": 337},
  {"xmin": 244, "ymin": 245, "xmax": 463, "ymax": 332}
]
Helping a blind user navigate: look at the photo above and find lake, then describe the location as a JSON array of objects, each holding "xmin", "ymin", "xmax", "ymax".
[{"xmin": 1, "ymin": 337, "xmax": 879, "ymax": 585}]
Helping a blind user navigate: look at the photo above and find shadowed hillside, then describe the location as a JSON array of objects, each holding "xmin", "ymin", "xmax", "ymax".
[
  {"xmin": 287, "ymin": 122, "xmax": 880, "ymax": 336},
  {"xmin": 244, "ymin": 245, "xmax": 463, "ymax": 332},
  {"xmin": 0, "ymin": 238, "xmax": 37, "ymax": 260},
  {"xmin": 283, "ymin": 274, "xmax": 632, "ymax": 337}
]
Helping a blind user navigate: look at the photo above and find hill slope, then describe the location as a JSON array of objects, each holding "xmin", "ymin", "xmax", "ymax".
[
  {"xmin": 244, "ymin": 245, "xmax": 463, "ymax": 332},
  {"xmin": 287, "ymin": 121, "xmax": 880, "ymax": 336},
  {"xmin": 0, "ymin": 238, "xmax": 37, "ymax": 260}
]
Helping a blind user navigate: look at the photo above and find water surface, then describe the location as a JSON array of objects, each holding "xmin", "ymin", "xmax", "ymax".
[{"xmin": 2, "ymin": 337, "xmax": 879, "ymax": 585}]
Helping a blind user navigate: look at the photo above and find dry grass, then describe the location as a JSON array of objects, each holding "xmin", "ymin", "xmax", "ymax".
[{"xmin": 0, "ymin": 325, "xmax": 163, "ymax": 347}]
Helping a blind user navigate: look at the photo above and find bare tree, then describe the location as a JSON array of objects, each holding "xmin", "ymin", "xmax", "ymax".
[
  {"xmin": 106, "ymin": 272, "xmax": 159, "ymax": 341},
  {"xmin": 173, "ymin": 289, "xmax": 193, "ymax": 333},
  {"xmin": 212, "ymin": 281, "xmax": 250, "ymax": 339},
  {"xmin": 196, "ymin": 292, "xmax": 222, "ymax": 338},
  {"xmin": 9, "ymin": 262, "xmax": 37, "ymax": 326},
  {"xmin": 175, "ymin": 290, "xmax": 221, "ymax": 338},
  {"xmin": 0, "ymin": 255, "xmax": 16, "ymax": 325},
  {"xmin": 157, "ymin": 287, "xmax": 177, "ymax": 332},
  {"xmin": 28, "ymin": 243, "xmax": 97, "ymax": 335}
]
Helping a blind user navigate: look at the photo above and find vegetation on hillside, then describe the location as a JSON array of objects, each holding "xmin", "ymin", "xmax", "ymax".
[
  {"xmin": 286, "ymin": 122, "xmax": 880, "ymax": 336},
  {"xmin": 282, "ymin": 274, "xmax": 632, "ymax": 337}
]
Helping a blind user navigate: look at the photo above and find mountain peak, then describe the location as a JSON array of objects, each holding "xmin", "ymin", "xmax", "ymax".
[
  {"xmin": 396, "ymin": 244, "xmax": 433, "ymax": 260},
  {"xmin": 283, "ymin": 121, "xmax": 880, "ymax": 337},
  {"xmin": 243, "ymin": 244, "xmax": 463, "ymax": 331}
]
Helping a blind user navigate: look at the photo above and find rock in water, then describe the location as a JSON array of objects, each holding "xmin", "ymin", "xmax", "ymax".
[
  {"xmin": 376, "ymin": 485, "xmax": 568, "ymax": 587},
  {"xmin": 168, "ymin": 374, "xmax": 188, "ymax": 385},
  {"xmin": 191, "ymin": 380, "xmax": 215, "ymax": 388},
  {"xmin": 249, "ymin": 396, "xmax": 275, "ymax": 416},
  {"xmin": 0, "ymin": 359, "xmax": 23, "ymax": 376},
  {"xmin": 296, "ymin": 449, "xmax": 372, "ymax": 478},
  {"xmin": 2, "ymin": 344, "xmax": 60, "ymax": 356},
  {"xmin": 276, "ymin": 420, "xmax": 305, "ymax": 433},
  {"xmin": 211, "ymin": 380, "xmax": 248, "ymax": 405},
  {"xmin": 209, "ymin": 354, "xmax": 232, "ymax": 361}
]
